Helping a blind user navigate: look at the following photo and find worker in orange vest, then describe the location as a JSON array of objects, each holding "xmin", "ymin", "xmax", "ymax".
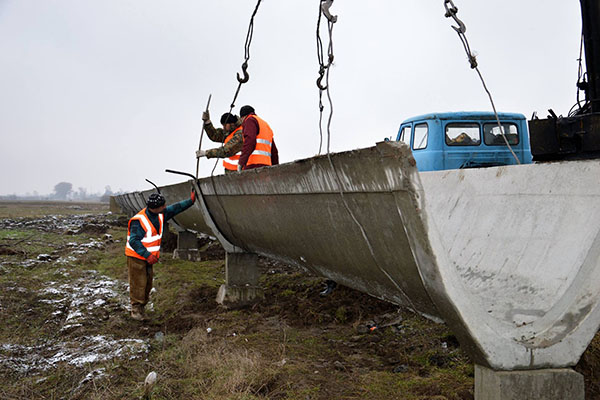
[
  {"xmin": 237, "ymin": 105, "xmax": 279, "ymax": 171},
  {"xmin": 125, "ymin": 191, "xmax": 196, "ymax": 321},
  {"xmin": 196, "ymin": 112, "xmax": 244, "ymax": 174}
]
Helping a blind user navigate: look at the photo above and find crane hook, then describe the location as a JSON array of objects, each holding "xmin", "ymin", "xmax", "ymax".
[
  {"xmin": 443, "ymin": 0, "xmax": 466, "ymax": 34},
  {"xmin": 316, "ymin": 66, "xmax": 328, "ymax": 90},
  {"xmin": 236, "ymin": 61, "xmax": 250, "ymax": 83}
]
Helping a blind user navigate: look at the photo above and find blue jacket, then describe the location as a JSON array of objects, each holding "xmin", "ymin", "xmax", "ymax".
[{"xmin": 128, "ymin": 198, "xmax": 193, "ymax": 258}]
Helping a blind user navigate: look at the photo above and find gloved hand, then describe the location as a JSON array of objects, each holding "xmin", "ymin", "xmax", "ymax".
[
  {"xmin": 190, "ymin": 189, "xmax": 196, "ymax": 203},
  {"xmin": 202, "ymin": 111, "xmax": 210, "ymax": 124},
  {"xmin": 147, "ymin": 254, "xmax": 159, "ymax": 265},
  {"xmin": 237, "ymin": 164, "xmax": 242, "ymax": 172},
  {"xmin": 196, "ymin": 149, "xmax": 206, "ymax": 158}
]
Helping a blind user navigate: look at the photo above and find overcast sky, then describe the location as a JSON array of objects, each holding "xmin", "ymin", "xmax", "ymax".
[{"xmin": 0, "ymin": 0, "xmax": 582, "ymax": 196}]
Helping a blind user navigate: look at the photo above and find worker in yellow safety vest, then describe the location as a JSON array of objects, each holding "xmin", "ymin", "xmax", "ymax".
[{"xmin": 125, "ymin": 191, "xmax": 196, "ymax": 321}]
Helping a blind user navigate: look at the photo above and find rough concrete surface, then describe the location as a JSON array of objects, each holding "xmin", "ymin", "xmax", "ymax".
[
  {"xmin": 113, "ymin": 142, "xmax": 600, "ymax": 375},
  {"xmin": 474, "ymin": 365, "xmax": 584, "ymax": 400}
]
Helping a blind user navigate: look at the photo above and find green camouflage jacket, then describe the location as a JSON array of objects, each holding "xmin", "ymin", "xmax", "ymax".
[{"xmin": 204, "ymin": 122, "xmax": 243, "ymax": 159}]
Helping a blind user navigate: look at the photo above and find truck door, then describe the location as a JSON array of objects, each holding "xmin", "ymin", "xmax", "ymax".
[{"xmin": 398, "ymin": 124, "xmax": 412, "ymax": 145}]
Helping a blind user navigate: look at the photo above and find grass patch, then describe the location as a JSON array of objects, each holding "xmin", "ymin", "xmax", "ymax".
[{"xmin": 6, "ymin": 202, "xmax": 600, "ymax": 399}]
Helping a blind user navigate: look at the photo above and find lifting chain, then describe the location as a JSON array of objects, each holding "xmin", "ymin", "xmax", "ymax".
[
  {"xmin": 316, "ymin": 0, "xmax": 337, "ymax": 154},
  {"xmin": 443, "ymin": 0, "xmax": 521, "ymax": 164}
]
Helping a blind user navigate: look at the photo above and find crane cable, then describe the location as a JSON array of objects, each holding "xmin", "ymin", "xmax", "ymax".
[
  {"xmin": 229, "ymin": 0, "xmax": 262, "ymax": 111},
  {"xmin": 443, "ymin": 0, "xmax": 521, "ymax": 165},
  {"xmin": 569, "ymin": 32, "xmax": 589, "ymax": 117},
  {"xmin": 210, "ymin": 0, "xmax": 263, "ymax": 178},
  {"xmin": 315, "ymin": 0, "xmax": 421, "ymax": 312},
  {"xmin": 316, "ymin": 0, "xmax": 336, "ymax": 154},
  {"xmin": 204, "ymin": 0, "xmax": 264, "ymax": 247}
]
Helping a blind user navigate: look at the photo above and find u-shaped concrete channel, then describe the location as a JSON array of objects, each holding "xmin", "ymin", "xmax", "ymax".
[{"xmin": 114, "ymin": 141, "xmax": 599, "ymax": 399}]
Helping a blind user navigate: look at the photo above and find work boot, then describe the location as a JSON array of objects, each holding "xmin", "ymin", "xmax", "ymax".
[
  {"xmin": 320, "ymin": 280, "xmax": 337, "ymax": 296},
  {"xmin": 130, "ymin": 305, "xmax": 145, "ymax": 321}
]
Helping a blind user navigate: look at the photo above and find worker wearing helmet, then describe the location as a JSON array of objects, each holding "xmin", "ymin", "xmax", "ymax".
[
  {"xmin": 196, "ymin": 112, "xmax": 244, "ymax": 174},
  {"xmin": 125, "ymin": 191, "xmax": 196, "ymax": 321},
  {"xmin": 237, "ymin": 105, "xmax": 279, "ymax": 171}
]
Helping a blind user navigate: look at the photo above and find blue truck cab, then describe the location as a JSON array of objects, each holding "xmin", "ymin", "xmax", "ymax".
[{"xmin": 396, "ymin": 112, "xmax": 533, "ymax": 171}]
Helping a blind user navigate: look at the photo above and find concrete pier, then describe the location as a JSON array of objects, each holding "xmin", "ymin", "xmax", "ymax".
[
  {"xmin": 474, "ymin": 365, "xmax": 584, "ymax": 400},
  {"xmin": 216, "ymin": 252, "xmax": 263, "ymax": 307},
  {"xmin": 173, "ymin": 230, "xmax": 200, "ymax": 261}
]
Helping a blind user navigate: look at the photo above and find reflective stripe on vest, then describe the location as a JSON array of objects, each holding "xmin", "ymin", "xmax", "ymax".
[
  {"xmin": 223, "ymin": 126, "xmax": 243, "ymax": 171},
  {"xmin": 125, "ymin": 208, "xmax": 164, "ymax": 260},
  {"xmin": 247, "ymin": 115, "xmax": 273, "ymax": 167}
]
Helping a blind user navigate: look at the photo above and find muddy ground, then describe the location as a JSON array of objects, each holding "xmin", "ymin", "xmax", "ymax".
[{"xmin": 0, "ymin": 201, "xmax": 599, "ymax": 399}]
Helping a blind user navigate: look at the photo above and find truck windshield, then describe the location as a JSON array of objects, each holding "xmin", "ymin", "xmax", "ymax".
[
  {"xmin": 445, "ymin": 123, "xmax": 481, "ymax": 146},
  {"xmin": 484, "ymin": 123, "xmax": 519, "ymax": 145}
]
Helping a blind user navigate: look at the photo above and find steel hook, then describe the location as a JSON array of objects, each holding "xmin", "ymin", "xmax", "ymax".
[
  {"xmin": 444, "ymin": 0, "xmax": 466, "ymax": 34},
  {"xmin": 236, "ymin": 61, "xmax": 250, "ymax": 83},
  {"xmin": 316, "ymin": 66, "xmax": 327, "ymax": 90}
]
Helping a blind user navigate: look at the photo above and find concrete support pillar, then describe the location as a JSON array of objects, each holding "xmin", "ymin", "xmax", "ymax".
[
  {"xmin": 173, "ymin": 231, "xmax": 200, "ymax": 261},
  {"xmin": 216, "ymin": 252, "xmax": 264, "ymax": 307},
  {"xmin": 474, "ymin": 365, "xmax": 584, "ymax": 400}
]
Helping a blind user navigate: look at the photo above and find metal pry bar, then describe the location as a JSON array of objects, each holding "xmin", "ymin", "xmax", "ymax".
[
  {"xmin": 145, "ymin": 178, "xmax": 161, "ymax": 194},
  {"xmin": 165, "ymin": 169, "xmax": 196, "ymax": 181}
]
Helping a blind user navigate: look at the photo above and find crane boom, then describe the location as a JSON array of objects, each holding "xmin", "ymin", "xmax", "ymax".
[{"xmin": 528, "ymin": 0, "xmax": 600, "ymax": 160}]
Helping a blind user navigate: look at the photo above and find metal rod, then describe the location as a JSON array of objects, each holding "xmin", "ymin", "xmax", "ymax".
[
  {"xmin": 195, "ymin": 94, "xmax": 212, "ymax": 178},
  {"xmin": 165, "ymin": 169, "xmax": 196, "ymax": 181},
  {"xmin": 145, "ymin": 178, "xmax": 161, "ymax": 194}
]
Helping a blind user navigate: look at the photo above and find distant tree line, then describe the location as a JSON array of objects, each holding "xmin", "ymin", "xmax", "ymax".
[{"xmin": 0, "ymin": 182, "xmax": 125, "ymax": 203}]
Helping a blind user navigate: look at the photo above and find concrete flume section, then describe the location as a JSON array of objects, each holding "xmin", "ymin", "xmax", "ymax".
[{"xmin": 113, "ymin": 141, "xmax": 600, "ymax": 371}]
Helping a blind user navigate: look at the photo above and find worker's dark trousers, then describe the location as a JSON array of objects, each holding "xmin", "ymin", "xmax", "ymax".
[{"xmin": 127, "ymin": 256, "xmax": 153, "ymax": 308}]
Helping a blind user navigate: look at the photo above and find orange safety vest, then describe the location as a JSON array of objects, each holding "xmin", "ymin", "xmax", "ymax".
[
  {"xmin": 222, "ymin": 126, "xmax": 243, "ymax": 171},
  {"xmin": 125, "ymin": 208, "xmax": 164, "ymax": 260},
  {"xmin": 246, "ymin": 115, "xmax": 273, "ymax": 167}
]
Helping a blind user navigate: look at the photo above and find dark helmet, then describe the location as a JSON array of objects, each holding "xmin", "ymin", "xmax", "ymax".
[
  {"xmin": 146, "ymin": 193, "xmax": 165, "ymax": 209},
  {"xmin": 239, "ymin": 105, "xmax": 255, "ymax": 118},
  {"xmin": 220, "ymin": 113, "xmax": 239, "ymax": 125}
]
